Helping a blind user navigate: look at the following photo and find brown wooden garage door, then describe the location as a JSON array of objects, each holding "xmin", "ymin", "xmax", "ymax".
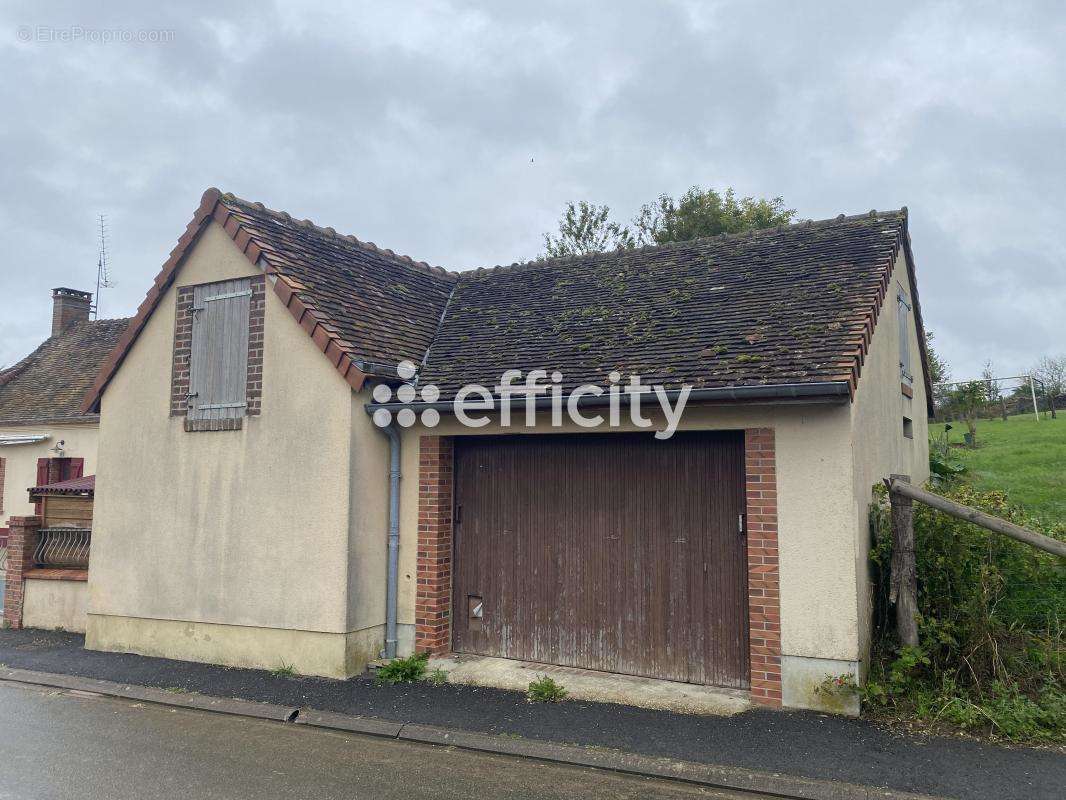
[{"xmin": 452, "ymin": 431, "xmax": 749, "ymax": 688}]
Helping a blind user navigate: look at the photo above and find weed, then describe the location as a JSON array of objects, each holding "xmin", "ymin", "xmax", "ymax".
[
  {"xmin": 527, "ymin": 675, "xmax": 568, "ymax": 703},
  {"xmin": 163, "ymin": 686, "xmax": 189, "ymax": 694},
  {"xmin": 375, "ymin": 652, "xmax": 429, "ymax": 685},
  {"xmin": 425, "ymin": 667, "xmax": 449, "ymax": 686},
  {"xmin": 271, "ymin": 662, "xmax": 297, "ymax": 678}
]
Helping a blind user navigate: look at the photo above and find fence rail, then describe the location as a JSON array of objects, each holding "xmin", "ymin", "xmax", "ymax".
[{"xmin": 33, "ymin": 527, "xmax": 91, "ymax": 570}]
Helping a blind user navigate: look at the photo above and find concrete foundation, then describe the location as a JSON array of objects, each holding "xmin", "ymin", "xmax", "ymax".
[{"xmin": 429, "ymin": 654, "xmax": 752, "ymax": 716}]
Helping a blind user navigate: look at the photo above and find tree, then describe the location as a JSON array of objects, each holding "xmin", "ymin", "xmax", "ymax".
[
  {"xmin": 924, "ymin": 331, "xmax": 951, "ymax": 414},
  {"xmin": 540, "ymin": 186, "xmax": 795, "ymax": 258},
  {"xmin": 951, "ymin": 381, "xmax": 985, "ymax": 447},
  {"xmin": 1031, "ymin": 354, "xmax": 1064, "ymax": 419},
  {"xmin": 980, "ymin": 359, "xmax": 999, "ymax": 404},
  {"xmin": 633, "ymin": 186, "xmax": 795, "ymax": 246},
  {"xmin": 541, "ymin": 201, "xmax": 633, "ymax": 259}
]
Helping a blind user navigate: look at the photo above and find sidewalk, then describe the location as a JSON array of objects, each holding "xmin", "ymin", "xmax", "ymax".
[{"xmin": 0, "ymin": 629, "xmax": 1061, "ymax": 800}]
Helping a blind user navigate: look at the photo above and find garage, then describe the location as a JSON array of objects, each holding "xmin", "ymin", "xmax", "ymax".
[{"xmin": 451, "ymin": 431, "xmax": 750, "ymax": 688}]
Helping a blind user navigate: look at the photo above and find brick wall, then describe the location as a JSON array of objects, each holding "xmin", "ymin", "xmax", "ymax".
[
  {"xmin": 170, "ymin": 276, "xmax": 265, "ymax": 424},
  {"xmin": 745, "ymin": 428, "xmax": 782, "ymax": 706},
  {"xmin": 0, "ymin": 456, "xmax": 5, "ymax": 517},
  {"xmin": 415, "ymin": 436, "xmax": 453, "ymax": 654},
  {"xmin": 2, "ymin": 516, "xmax": 41, "ymax": 629}
]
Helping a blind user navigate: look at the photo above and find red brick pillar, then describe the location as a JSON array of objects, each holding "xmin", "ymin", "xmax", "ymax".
[
  {"xmin": 745, "ymin": 429, "xmax": 782, "ymax": 707},
  {"xmin": 415, "ymin": 436, "xmax": 453, "ymax": 654},
  {"xmin": 3, "ymin": 516, "xmax": 41, "ymax": 629}
]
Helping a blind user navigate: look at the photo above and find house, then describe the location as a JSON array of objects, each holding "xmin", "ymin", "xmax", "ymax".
[
  {"xmin": 78, "ymin": 188, "xmax": 931, "ymax": 713},
  {"xmin": 0, "ymin": 290, "xmax": 128, "ymax": 527},
  {"xmin": 0, "ymin": 290, "xmax": 127, "ymax": 630}
]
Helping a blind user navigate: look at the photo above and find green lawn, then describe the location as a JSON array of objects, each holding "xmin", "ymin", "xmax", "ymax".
[{"xmin": 929, "ymin": 415, "xmax": 1065, "ymax": 527}]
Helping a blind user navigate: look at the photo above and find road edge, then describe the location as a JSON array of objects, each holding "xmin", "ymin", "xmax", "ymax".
[{"xmin": 0, "ymin": 667, "xmax": 943, "ymax": 800}]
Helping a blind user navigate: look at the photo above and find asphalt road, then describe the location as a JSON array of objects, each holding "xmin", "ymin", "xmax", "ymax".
[{"xmin": 0, "ymin": 681, "xmax": 765, "ymax": 800}]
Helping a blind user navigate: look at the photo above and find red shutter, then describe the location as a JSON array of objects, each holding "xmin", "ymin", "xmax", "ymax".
[
  {"xmin": 67, "ymin": 458, "xmax": 84, "ymax": 481},
  {"xmin": 35, "ymin": 457, "xmax": 49, "ymax": 515}
]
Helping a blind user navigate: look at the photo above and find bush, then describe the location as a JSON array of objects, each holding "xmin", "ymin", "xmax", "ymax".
[
  {"xmin": 866, "ymin": 483, "xmax": 1065, "ymax": 743},
  {"xmin": 374, "ymin": 652, "xmax": 429, "ymax": 685},
  {"xmin": 527, "ymin": 675, "xmax": 568, "ymax": 703}
]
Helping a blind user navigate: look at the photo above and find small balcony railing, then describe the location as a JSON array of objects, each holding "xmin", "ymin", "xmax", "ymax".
[{"xmin": 33, "ymin": 527, "xmax": 91, "ymax": 570}]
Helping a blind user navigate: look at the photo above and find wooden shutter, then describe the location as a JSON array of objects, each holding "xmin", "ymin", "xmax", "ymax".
[{"xmin": 189, "ymin": 279, "xmax": 252, "ymax": 421}]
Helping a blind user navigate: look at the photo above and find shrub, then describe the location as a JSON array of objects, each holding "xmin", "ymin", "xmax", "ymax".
[
  {"xmin": 866, "ymin": 483, "xmax": 1065, "ymax": 743},
  {"xmin": 374, "ymin": 652, "xmax": 429, "ymax": 685},
  {"xmin": 527, "ymin": 675, "xmax": 568, "ymax": 703}
]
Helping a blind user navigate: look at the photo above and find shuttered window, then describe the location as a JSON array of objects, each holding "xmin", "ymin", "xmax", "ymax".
[
  {"xmin": 188, "ymin": 278, "xmax": 252, "ymax": 422},
  {"xmin": 897, "ymin": 289, "xmax": 912, "ymax": 385}
]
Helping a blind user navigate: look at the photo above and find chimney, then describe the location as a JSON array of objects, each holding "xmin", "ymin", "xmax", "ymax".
[{"xmin": 51, "ymin": 288, "xmax": 92, "ymax": 336}]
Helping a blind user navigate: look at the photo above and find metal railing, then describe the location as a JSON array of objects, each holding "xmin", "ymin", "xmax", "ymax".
[{"xmin": 33, "ymin": 527, "xmax": 91, "ymax": 570}]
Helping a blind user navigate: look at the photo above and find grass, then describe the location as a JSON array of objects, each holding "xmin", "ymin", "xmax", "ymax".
[
  {"xmin": 270, "ymin": 662, "xmax": 297, "ymax": 678},
  {"xmin": 929, "ymin": 415, "xmax": 1065, "ymax": 527}
]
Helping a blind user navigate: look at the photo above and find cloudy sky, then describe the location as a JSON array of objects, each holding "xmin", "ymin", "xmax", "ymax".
[{"xmin": 1, "ymin": 1, "xmax": 1063, "ymax": 381}]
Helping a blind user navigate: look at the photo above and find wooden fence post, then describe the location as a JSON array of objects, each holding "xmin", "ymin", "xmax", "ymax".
[{"xmin": 887, "ymin": 474, "xmax": 919, "ymax": 648}]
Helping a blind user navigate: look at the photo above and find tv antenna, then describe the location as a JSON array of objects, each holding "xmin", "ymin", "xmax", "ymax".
[{"xmin": 92, "ymin": 213, "xmax": 115, "ymax": 319}]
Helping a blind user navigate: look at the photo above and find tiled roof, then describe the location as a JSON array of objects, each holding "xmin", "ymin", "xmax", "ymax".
[
  {"xmin": 82, "ymin": 190, "xmax": 932, "ymax": 414},
  {"xmin": 217, "ymin": 195, "xmax": 457, "ymax": 367},
  {"xmin": 0, "ymin": 319, "xmax": 129, "ymax": 424},
  {"xmin": 421, "ymin": 210, "xmax": 926, "ymax": 401},
  {"xmin": 29, "ymin": 474, "xmax": 95, "ymax": 496},
  {"xmin": 83, "ymin": 189, "xmax": 457, "ymax": 411}
]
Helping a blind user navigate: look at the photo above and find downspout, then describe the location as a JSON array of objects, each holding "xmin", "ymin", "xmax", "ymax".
[{"xmin": 378, "ymin": 421, "xmax": 402, "ymax": 659}]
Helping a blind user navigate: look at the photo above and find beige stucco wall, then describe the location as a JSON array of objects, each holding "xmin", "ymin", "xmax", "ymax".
[
  {"xmin": 848, "ymin": 251, "xmax": 931, "ymax": 665},
  {"xmin": 394, "ymin": 401, "xmax": 863, "ymax": 664},
  {"xmin": 23, "ymin": 578, "xmax": 88, "ymax": 633},
  {"xmin": 86, "ymin": 221, "xmax": 370, "ymax": 677},
  {"xmin": 1, "ymin": 422, "xmax": 99, "ymax": 525}
]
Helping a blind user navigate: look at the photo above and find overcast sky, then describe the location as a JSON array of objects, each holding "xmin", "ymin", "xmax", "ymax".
[{"xmin": 1, "ymin": 1, "xmax": 1063, "ymax": 381}]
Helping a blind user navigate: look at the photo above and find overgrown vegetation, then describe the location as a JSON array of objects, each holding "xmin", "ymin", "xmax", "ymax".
[
  {"xmin": 526, "ymin": 675, "xmax": 568, "ymax": 703},
  {"xmin": 866, "ymin": 482, "xmax": 1065, "ymax": 743},
  {"xmin": 374, "ymin": 652, "xmax": 429, "ymax": 685}
]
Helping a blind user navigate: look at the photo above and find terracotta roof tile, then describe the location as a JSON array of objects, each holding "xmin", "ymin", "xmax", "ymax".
[
  {"xmin": 216, "ymin": 194, "xmax": 457, "ymax": 368},
  {"xmin": 82, "ymin": 190, "xmax": 932, "ymax": 415},
  {"xmin": 420, "ymin": 210, "xmax": 925, "ymax": 401},
  {"xmin": 29, "ymin": 474, "xmax": 95, "ymax": 496},
  {"xmin": 0, "ymin": 319, "xmax": 129, "ymax": 424}
]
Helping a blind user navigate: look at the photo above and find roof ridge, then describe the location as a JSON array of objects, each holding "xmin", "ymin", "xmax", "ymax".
[
  {"xmin": 461, "ymin": 207, "xmax": 908, "ymax": 278},
  {"xmin": 217, "ymin": 191, "xmax": 459, "ymax": 280}
]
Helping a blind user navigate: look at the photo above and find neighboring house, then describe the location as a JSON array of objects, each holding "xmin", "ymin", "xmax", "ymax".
[
  {"xmin": 80, "ymin": 188, "xmax": 931, "ymax": 713},
  {"xmin": 0, "ymin": 289, "xmax": 128, "ymax": 534}
]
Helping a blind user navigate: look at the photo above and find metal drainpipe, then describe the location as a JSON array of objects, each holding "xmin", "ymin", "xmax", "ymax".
[{"xmin": 379, "ymin": 421, "xmax": 402, "ymax": 660}]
